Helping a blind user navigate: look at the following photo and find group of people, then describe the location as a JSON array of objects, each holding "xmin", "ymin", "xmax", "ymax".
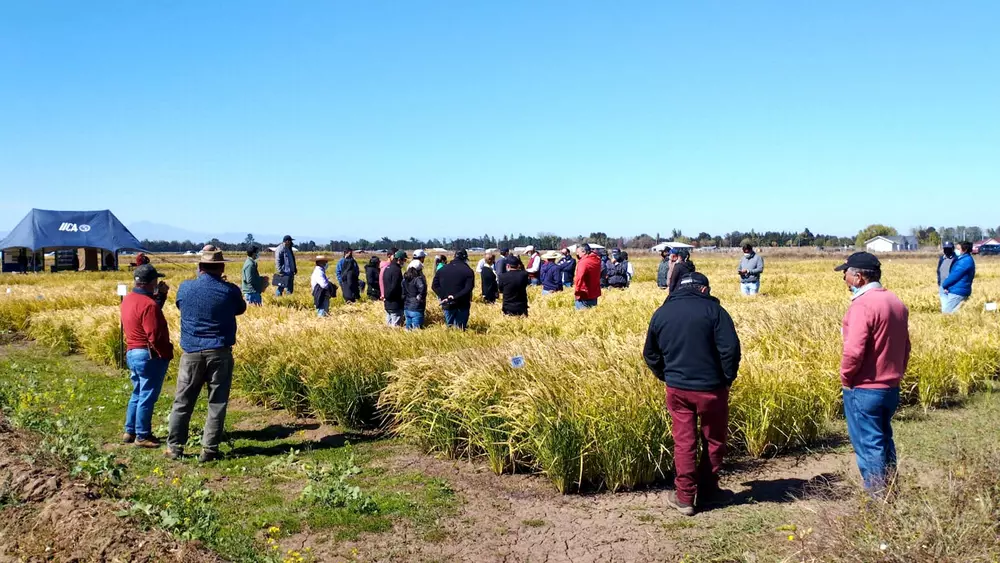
[
  {"xmin": 245, "ymin": 238, "xmax": 612, "ymax": 327},
  {"xmin": 644, "ymin": 250, "xmax": 911, "ymax": 515},
  {"xmin": 121, "ymin": 245, "xmax": 246, "ymax": 462}
]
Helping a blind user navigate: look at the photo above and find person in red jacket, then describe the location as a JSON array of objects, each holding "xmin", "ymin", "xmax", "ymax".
[
  {"xmin": 573, "ymin": 244, "xmax": 602, "ymax": 309},
  {"xmin": 120, "ymin": 264, "xmax": 174, "ymax": 448},
  {"xmin": 835, "ymin": 252, "xmax": 910, "ymax": 496}
]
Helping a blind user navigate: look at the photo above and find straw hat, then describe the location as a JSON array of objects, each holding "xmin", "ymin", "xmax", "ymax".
[
  {"xmin": 542, "ymin": 251, "xmax": 561, "ymax": 260},
  {"xmin": 198, "ymin": 245, "xmax": 229, "ymax": 264},
  {"xmin": 314, "ymin": 255, "xmax": 330, "ymax": 263}
]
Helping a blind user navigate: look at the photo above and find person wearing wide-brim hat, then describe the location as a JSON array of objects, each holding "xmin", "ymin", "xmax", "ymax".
[
  {"xmin": 167, "ymin": 244, "xmax": 247, "ymax": 463},
  {"xmin": 311, "ymin": 255, "xmax": 338, "ymax": 317},
  {"xmin": 274, "ymin": 235, "xmax": 297, "ymax": 296},
  {"xmin": 539, "ymin": 251, "xmax": 565, "ymax": 295}
]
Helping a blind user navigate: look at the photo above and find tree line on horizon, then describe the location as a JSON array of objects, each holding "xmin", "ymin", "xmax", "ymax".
[{"xmin": 136, "ymin": 224, "xmax": 1000, "ymax": 254}]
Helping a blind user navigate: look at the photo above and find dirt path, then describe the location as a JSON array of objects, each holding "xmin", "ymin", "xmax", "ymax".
[
  {"xmin": 301, "ymin": 445, "xmax": 857, "ymax": 562},
  {"xmin": 0, "ymin": 415, "xmax": 222, "ymax": 563}
]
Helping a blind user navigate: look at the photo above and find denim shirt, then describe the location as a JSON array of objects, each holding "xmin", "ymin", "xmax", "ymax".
[{"xmin": 176, "ymin": 273, "xmax": 247, "ymax": 353}]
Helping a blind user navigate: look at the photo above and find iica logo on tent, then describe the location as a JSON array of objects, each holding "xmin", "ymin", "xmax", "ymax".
[{"xmin": 57, "ymin": 222, "xmax": 91, "ymax": 233}]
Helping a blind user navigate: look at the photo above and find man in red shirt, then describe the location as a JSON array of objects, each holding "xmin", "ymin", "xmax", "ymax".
[
  {"xmin": 835, "ymin": 252, "xmax": 910, "ymax": 496},
  {"xmin": 573, "ymin": 244, "xmax": 602, "ymax": 309},
  {"xmin": 120, "ymin": 264, "xmax": 174, "ymax": 448}
]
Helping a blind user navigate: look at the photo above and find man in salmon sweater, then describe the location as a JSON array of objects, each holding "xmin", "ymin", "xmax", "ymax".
[{"xmin": 834, "ymin": 252, "xmax": 910, "ymax": 496}]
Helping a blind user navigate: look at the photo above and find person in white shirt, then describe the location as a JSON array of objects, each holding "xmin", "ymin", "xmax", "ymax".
[
  {"xmin": 524, "ymin": 245, "xmax": 542, "ymax": 285},
  {"xmin": 310, "ymin": 256, "xmax": 336, "ymax": 317}
]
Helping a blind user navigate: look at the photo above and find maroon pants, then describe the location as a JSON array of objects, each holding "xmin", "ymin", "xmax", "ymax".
[{"xmin": 666, "ymin": 386, "xmax": 729, "ymax": 505}]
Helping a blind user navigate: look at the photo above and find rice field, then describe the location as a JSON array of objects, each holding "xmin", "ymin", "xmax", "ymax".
[{"xmin": 3, "ymin": 251, "xmax": 999, "ymax": 493}]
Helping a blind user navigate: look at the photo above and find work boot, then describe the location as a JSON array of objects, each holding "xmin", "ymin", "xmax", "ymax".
[
  {"xmin": 164, "ymin": 448, "xmax": 183, "ymax": 461},
  {"xmin": 666, "ymin": 490, "xmax": 696, "ymax": 517},
  {"xmin": 121, "ymin": 433, "xmax": 136, "ymax": 444},
  {"xmin": 135, "ymin": 436, "xmax": 162, "ymax": 448},
  {"xmin": 198, "ymin": 451, "xmax": 220, "ymax": 463}
]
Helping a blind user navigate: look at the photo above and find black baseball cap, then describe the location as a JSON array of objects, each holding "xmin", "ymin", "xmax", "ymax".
[
  {"xmin": 282, "ymin": 235, "xmax": 294, "ymax": 242},
  {"xmin": 455, "ymin": 249, "xmax": 468, "ymax": 261},
  {"xmin": 943, "ymin": 241, "xmax": 955, "ymax": 249},
  {"xmin": 134, "ymin": 264, "xmax": 165, "ymax": 284},
  {"xmin": 679, "ymin": 272, "xmax": 710, "ymax": 288},
  {"xmin": 500, "ymin": 247, "xmax": 509, "ymax": 253},
  {"xmin": 834, "ymin": 252, "xmax": 881, "ymax": 272}
]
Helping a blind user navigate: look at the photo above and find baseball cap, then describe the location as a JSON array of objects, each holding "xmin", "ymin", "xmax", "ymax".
[
  {"xmin": 407, "ymin": 259, "xmax": 423, "ymax": 270},
  {"xmin": 679, "ymin": 272, "xmax": 710, "ymax": 288},
  {"xmin": 500, "ymin": 247, "xmax": 510, "ymax": 253},
  {"xmin": 282, "ymin": 235, "xmax": 294, "ymax": 242},
  {"xmin": 413, "ymin": 249, "xmax": 427, "ymax": 258},
  {"xmin": 134, "ymin": 264, "xmax": 165, "ymax": 284},
  {"xmin": 455, "ymin": 249, "xmax": 469, "ymax": 261},
  {"xmin": 943, "ymin": 241, "xmax": 955, "ymax": 249},
  {"xmin": 669, "ymin": 248, "xmax": 679, "ymax": 255},
  {"xmin": 393, "ymin": 250, "xmax": 408, "ymax": 260},
  {"xmin": 525, "ymin": 245, "xmax": 535, "ymax": 253},
  {"xmin": 834, "ymin": 252, "xmax": 881, "ymax": 272}
]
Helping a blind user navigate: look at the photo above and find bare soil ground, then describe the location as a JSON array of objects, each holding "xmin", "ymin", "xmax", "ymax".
[
  {"xmin": 0, "ymin": 415, "xmax": 222, "ymax": 563},
  {"xmin": 287, "ymin": 444, "xmax": 857, "ymax": 562}
]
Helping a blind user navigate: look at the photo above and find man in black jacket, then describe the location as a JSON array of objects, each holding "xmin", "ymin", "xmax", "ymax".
[
  {"xmin": 382, "ymin": 250, "xmax": 407, "ymax": 327},
  {"xmin": 340, "ymin": 248, "xmax": 361, "ymax": 303},
  {"xmin": 432, "ymin": 249, "xmax": 475, "ymax": 330},
  {"xmin": 643, "ymin": 272, "xmax": 740, "ymax": 516}
]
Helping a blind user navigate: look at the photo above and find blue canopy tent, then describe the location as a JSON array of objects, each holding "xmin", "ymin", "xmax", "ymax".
[{"xmin": 0, "ymin": 209, "xmax": 146, "ymax": 272}]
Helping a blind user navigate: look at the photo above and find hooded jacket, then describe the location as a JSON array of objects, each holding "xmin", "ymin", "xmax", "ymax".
[
  {"xmin": 941, "ymin": 253, "xmax": 975, "ymax": 297},
  {"xmin": 382, "ymin": 261, "xmax": 404, "ymax": 313},
  {"xmin": 738, "ymin": 253, "xmax": 764, "ymax": 284},
  {"xmin": 574, "ymin": 253, "xmax": 602, "ymax": 301},
  {"xmin": 643, "ymin": 286, "xmax": 741, "ymax": 391},
  {"xmin": 432, "ymin": 260, "xmax": 476, "ymax": 310}
]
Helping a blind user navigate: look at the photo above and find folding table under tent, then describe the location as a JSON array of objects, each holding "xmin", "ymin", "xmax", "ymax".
[{"xmin": 0, "ymin": 208, "xmax": 147, "ymax": 273}]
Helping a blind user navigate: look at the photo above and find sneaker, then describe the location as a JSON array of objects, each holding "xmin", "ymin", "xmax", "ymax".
[
  {"xmin": 697, "ymin": 487, "xmax": 736, "ymax": 508},
  {"xmin": 164, "ymin": 448, "xmax": 183, "ymax": 460},
  {"xmin": 198, "ymin": 451, "xmax": 220, "ymax": 463},
  {"xmin": 121, "ymin": 433, "xmax": 136, "ymax": 444},
  {"xmin": 135, "ymin": 436, "xmax": 162, "ymax": 448},
  {"xmin": 666, "ymin": 490, "xmax": 696, "ymax": 517}
]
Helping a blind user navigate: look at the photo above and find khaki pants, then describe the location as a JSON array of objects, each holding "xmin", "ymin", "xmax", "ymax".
[{"xmin": 167, "ymin": 348, "xmax": 234, "ymax": 455}]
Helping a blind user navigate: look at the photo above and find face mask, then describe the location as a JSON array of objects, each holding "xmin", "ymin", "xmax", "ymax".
[
  {"xmin": 850, "ymin": 285, "xmax": 861, "ymax": 296},
  {"xmin": 744, "ymin": 253, "xmax": 752, "ymax": 259}
]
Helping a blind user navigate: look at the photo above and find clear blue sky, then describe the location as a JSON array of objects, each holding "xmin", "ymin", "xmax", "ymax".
[{"xmin": 1, "ymin": 1, "xmax": 997, "ymax": 241}]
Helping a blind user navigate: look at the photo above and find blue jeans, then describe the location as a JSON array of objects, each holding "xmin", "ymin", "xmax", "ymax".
[
  {"xmin": 740, "ymin": 282, "xmax": 760, "ymax": 295},
  {"xmin": 404, "ymin": 310, "xmax": 425, "ymax": 330},
  {"xmin": 443, "ymin": 307, "xmax": 470, "ymax": 329},
  {"xmin": 529, "ymin": 278, "xmax": 541, "ymax": 286},
  {"xmin": 124, "ymin": 348, "xmax": 170, "ymax": 439},
  {"xmin": 940, "ymin": 289, "xmax": 967, "ymax": 313},
  {"xmin": 843, "ymin": 387, "xmax": 900, "ymax": 492},
  {"xmin": 575, "ymin": 298, "xmax": 598, "ymax": 310},
  {"xmin": 244, "ymin": 292, "xmax": 262, "ymax": 305}
]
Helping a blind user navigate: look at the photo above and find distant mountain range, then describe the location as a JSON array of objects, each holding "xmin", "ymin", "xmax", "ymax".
[{"xmin": 127, "ymin": 221, "xmax": 345, "ymax": 245}]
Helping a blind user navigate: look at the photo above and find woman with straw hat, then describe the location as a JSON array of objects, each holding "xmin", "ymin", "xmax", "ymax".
[{"xmin": 310, "ymin": 255, "xmax": 337, "ymax": 317}]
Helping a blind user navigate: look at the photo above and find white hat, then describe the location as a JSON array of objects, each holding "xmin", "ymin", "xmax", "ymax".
[
  {"xmin": 525, "ymin": 245, "xmax": 535, "ymax": 253},
  {"xmin": 407, "ymin": 259, "xmax": 423, "ymax": 270},
  {"xmin": 413, "ymin": 249, "xmax": 427, "ymax": 258}
]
